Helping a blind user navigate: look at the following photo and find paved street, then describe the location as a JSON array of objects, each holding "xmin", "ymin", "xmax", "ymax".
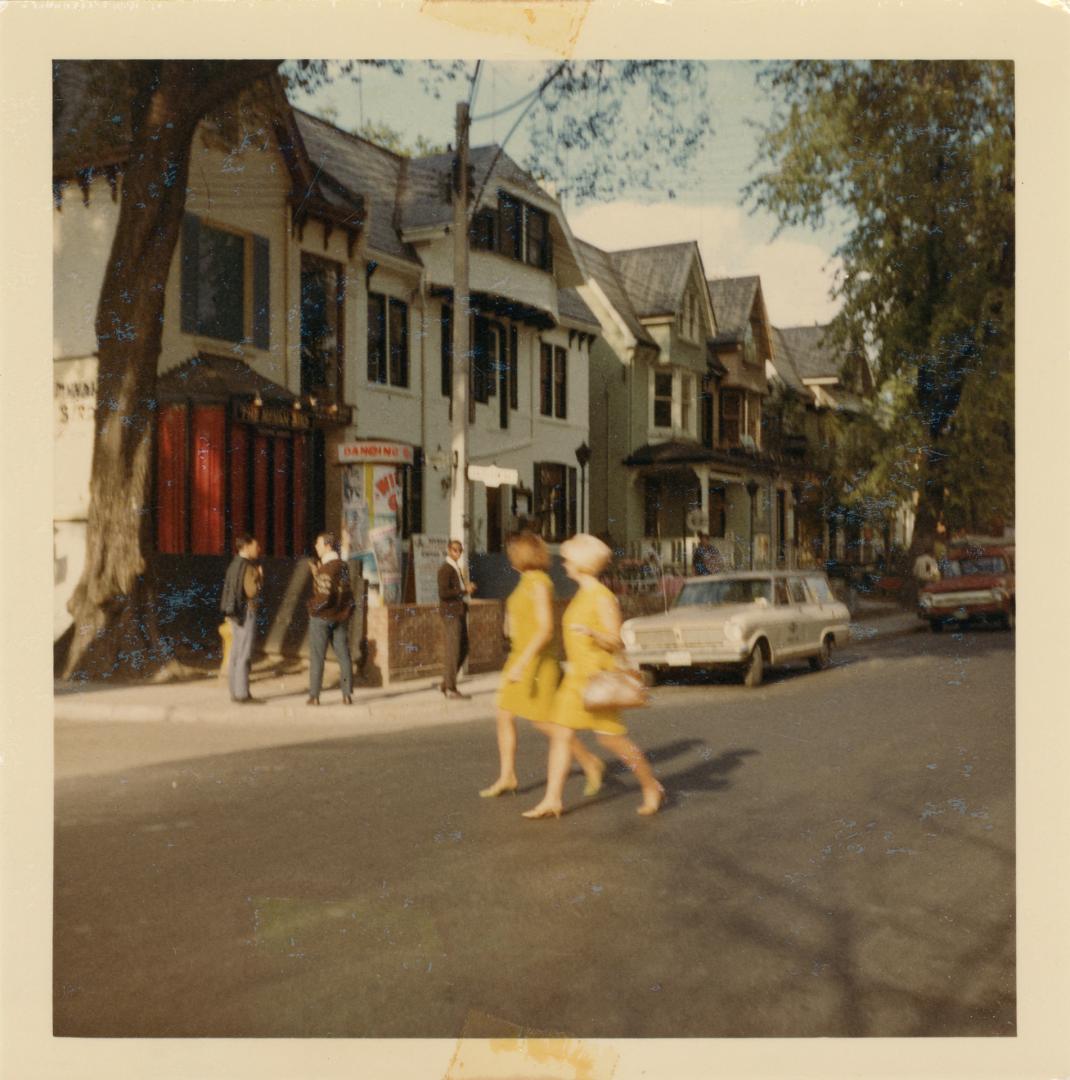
[{"xmin": 54, "ymin": 626, "xmax": 1014, "ymax": 1038}]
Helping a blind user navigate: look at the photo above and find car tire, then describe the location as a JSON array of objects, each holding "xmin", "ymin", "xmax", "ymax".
[
  {"xmin": 929, "ymin": 620, "xmax": 944, "ymax": 633},
  {"xmin": 742, "ymin": 643, "xmax": 764, "ymax": 688},
  {"xmin": 809, "ymin": 635, "xmax": 833, "ymax": 671}
]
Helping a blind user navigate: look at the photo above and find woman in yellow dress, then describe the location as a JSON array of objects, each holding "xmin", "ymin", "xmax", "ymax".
[
  {"xmin": 480, "ymin": 531, "xmax": 607, "ymax": 799},
  {"xmin": 523, "ymin": 533, "xmax": 664, "ymax": 819}
]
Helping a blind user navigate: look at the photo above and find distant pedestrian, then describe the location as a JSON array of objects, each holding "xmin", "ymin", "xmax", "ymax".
[
  {"xmin": 220, "ymin": 534, "xmax": 264, "ymax": 704},
  {"xmin": 480, "ymin": 531, "xmax": 606, "ymax": 800},
  {"xmin": 523, "ymin": 534, "xmax": 664, "ymax": 820},
  {"xmin": 438, "ymin": 539, "xmax": 476, "ymax": 700},
  {"xmin": 306, "ymin": 532, "xmax": 355, "ymax": 706},
  {"xmin": 692, "ymin": 533, "xmax": 724, "ymax": 576}
]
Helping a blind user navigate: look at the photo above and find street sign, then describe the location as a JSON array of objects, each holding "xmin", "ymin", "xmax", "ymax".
[{"xmin": 467, "ymin": 463, "xmax": 519, "ymax": 488}]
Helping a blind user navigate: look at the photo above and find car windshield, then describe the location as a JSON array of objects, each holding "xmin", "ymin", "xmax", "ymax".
[
  {"xmin": 675, "ymin": 578, "xmax": 773, "ymax": 607},
  {"xmin": 944, "ymin": 556, "xmax": 1006, "ymax": 577}
]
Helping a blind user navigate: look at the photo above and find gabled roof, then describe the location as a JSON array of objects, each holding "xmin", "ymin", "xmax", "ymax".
[
  {"xmin": 608, "ymin": 242, "xmax": 697, "ymax": 319},
  {"xmin": 557, "ymin": 288, "xmax": 601, "ymax": 330},
  {"xmin": 574, "ymin": 238, "xmax": 656, "ymax": 348},
  {"xmin": 292, "ymin": 109, "xmax": 414, "ymax": 263},
  {"xmin": 768, "ymin": 327, "xmax": 810, "ymax": 396},
  {"xmin": 707, "ymin": 276, "xmax": 761, "ymax": 345},
  {"xmin": 774, "ymin": 325, "xmax": 841, "ymax": 381},
  {"xmin": 398, "ymin": 145, "xmax": 550, "ymax": 234}
]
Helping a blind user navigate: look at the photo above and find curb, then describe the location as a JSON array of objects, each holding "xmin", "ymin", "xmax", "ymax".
[{"xmin": 55, "ymin": 616, "xmax": 920, "ymax": 725}]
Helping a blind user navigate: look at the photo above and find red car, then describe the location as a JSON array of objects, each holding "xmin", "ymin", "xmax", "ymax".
[{"xmin": 918, "ymin": 545, "xmax": 1015, "ymax": 632}]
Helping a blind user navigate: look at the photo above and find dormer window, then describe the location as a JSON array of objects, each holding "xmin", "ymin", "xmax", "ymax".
[{"xmin": 493, "ymin": 191, "xmax": 553, "ymax": 271}]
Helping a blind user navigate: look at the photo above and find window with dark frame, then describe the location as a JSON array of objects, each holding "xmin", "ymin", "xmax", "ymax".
[
  {"xmin": 367, "ymin": 293, "xmax": 386, "ymax": 384},
  {"xmin": 440, "ymin": 304, "xmax": 452, "ymax": 397},
  {"xmin": 300, "ymin": 254, "xmax": 344, "ymax": 402},
  {"xmin": 654, "ymin": 371, "xmax": 673, "ymax": 428},
  {"xmin": 539, "ymin": 342, "xmax": 553, "ymax": 417},
  {"xmin": 180, "ymin": 213, "xmax": 270, "ymax": 348},
  {"xmin": 472, "ymin": 316, "xmax": 499, "ymax": 405},
  {"xmin": 533, "ymin": 461, "xmax": 576, "ymax": 543},
  {"xmin": 720, "ymin": 389, "xmax": 742, "ymax": 446},
  {"xmin": 389, "ymin": 298, "xmax": 409, "ymax": 388},
  {"xmin": 494, "ymin": 191, "xmax": 552, "ymax": 271},
  {"xmin": 508, "ymin": 326, "xmax": 518, "ymax": 410},
  {"xmin": 553, "ymin": 346, "xmax": 567, "ymax": 419},
  {"xmin": 368, "ymin": 293, "xmax": 409, "ymax": 388}
]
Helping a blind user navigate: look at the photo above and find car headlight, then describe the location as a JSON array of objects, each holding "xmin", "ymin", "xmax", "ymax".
[
  {"xmin": 919, "ymin": 595, "xmax": 934, "ymax": 608},
  {"xmin": 724, "ymin": 622, "xmax": 744, "ymax": 642},
  {"xmin": 621, "ymin": 627, "xmax": 636, "ymax": 647}
]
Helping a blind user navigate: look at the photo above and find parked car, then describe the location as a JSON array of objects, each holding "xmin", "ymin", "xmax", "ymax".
[
  {"xmin": 917, "ymin": 545, "xmax": 1015, "ymax": 632},
  {"xmin": 621, "ymin": 571, "xmax": 851, "ymax": 688}
]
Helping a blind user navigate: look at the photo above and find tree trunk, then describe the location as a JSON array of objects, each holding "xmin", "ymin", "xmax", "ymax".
[{"xmin": 61, "ymin": 62, "xmax": 278, "ymax": 680}]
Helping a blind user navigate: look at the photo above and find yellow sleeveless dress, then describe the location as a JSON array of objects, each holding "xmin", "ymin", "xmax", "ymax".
[
  {"xmin": 550, "ymin": 581, "xmax": 628, "ymax": 736},
  {"xmin": 495, "ymin": 570, "xmax": 560, "ymax": 723}
]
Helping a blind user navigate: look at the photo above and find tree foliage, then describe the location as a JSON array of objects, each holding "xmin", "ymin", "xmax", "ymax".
[{"xmin": 746, "ymin": 61, "xmax": 1014, "ymax": 546}]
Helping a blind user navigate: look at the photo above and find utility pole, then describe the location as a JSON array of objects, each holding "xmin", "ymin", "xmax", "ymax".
[{"xmin": 449, "ymin": 100, "xmax": 470, "ymax": 547}]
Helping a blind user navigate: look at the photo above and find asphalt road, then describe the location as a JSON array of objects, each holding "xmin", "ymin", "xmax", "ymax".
[{"xmin": 54, "ymin": 626, "xmax": 1015, "ymax": 1038}]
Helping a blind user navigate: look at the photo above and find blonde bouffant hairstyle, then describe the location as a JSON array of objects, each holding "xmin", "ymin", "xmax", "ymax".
[
  {"xmin": 560, "ymin": 533, "xmax": 612, "ymax": 576},
  {"xmin": 506, "ymin": 530, "xmax": 551, "ymax": 572}
]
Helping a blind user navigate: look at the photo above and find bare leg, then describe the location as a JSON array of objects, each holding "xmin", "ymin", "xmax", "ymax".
[
  {"xmin": 480, "ymin": 709, "xmax": 519, "ymax": 797},
  {"xmin": 532, "ymin": 721, "xmax": 606, "ymax": 796},
  {"xmin": 596, "ymin": 733, "xmax": 664, "ymax": 815},
  {"xmin": 522, "ymin": 724, "xmax": 575, "ymax": 818}
]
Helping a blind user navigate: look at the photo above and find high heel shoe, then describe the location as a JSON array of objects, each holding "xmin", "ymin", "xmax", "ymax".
[
  {"xmin": 522, "ymin": 804, "xmax": 562, "ymax": 820},
  {"xmin": 636, "ymin": 784, "xmax": 665, "ymax": 816},
  {"xmin": 342, "ymin": 693, "xmax": 353, "ymax": 705},
  {"xmin": 582, "ymin": 759, "xmax": 606, "ymax": 798},
  {"xmin": 479, "ymin": 779, "xmax": 518, "ymax": 798}
]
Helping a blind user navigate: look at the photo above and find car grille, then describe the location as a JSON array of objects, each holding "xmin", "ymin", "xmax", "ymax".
[
  {"xmin": 632, "ymin": 627, "xmax": 725, "ymax": 649},
  {"xmin": 633, "ymin": 629, "xmax": 676, "ymax": 649},
  {"xmin": 929, "ymin": 591, "xmax": 996, "ymax": 608}
]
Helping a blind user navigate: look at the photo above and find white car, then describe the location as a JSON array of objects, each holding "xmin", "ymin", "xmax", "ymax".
[{"xmin": 621, "ymin": 571, "xmax": 850, "ymax": 688}]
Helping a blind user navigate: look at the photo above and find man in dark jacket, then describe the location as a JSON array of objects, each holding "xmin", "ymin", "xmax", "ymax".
[
  {"xmin": 306, "ymin": 531, "xmax": 355, "ymax": 705},
  {"xmin": 438, "ymin": 539, "xmax": 476, "ymax": 699},
  {"xmin": 220, "ymin": 534, "xmax": 264, "ymax": 703}
]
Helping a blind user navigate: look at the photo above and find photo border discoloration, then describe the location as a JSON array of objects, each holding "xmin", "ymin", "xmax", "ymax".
[{"xmin": 4, "ymin": 0, "xmax": 1069, "ymax": 1076}]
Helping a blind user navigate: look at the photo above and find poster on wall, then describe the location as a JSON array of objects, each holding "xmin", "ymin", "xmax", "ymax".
[
  {"xmin": 411, "ymin": 535, "xmax": 450, "ymax": 605},
  {"xmin": 370, "ymin": 523, "xmax": 402, "ymax": 606}
]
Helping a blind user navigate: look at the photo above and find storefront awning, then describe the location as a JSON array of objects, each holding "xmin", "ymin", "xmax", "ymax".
[
  {"xmin": 623, "ymin": 440, "xmax": 776, "ymax": 476},
  {"xmin": 429, "ymin": 286, "xmax": 556, "ymax": 330},
  {"xmin": 157, "ymin": 354, "xmax": 352, "ymax": 426}
]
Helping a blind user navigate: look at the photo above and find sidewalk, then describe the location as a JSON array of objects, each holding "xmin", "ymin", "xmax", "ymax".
[{"xmin": 54, "ymin": 603, "xmax": 921, "ymax": 727}]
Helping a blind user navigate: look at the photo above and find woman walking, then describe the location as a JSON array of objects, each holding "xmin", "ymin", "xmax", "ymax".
[
  {"xmin": 481, "ymin": 531, "xmax": 606, "ymax": 800},
  {"xmin": 523, "ymin": 534, "xmax": 664, "ymax": 819}
]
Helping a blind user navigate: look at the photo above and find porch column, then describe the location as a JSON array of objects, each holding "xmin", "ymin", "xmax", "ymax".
[{"xmin": 693, "ymin": 465, "xmax": 710, "ymax": 525}]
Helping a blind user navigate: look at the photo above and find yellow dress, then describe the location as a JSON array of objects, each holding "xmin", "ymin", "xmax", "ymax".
[
  {"xmin": 495, "ymin": 570, "xmax": 560, "ymax": 723},
  {"xmin": 550, "ymin": 581, "xmax": 628, "ymax": 736}
]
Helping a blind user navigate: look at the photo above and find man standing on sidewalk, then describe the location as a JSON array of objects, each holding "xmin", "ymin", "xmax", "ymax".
[
  {"xmin": 307, "ymin": 532, "xmax": 355, "ymax": 706},
  {"xmin": 220, "ymin": 534, "xmax": 264, "ymax": 704},
  {"xmin": 438, "ymin": 539, "xmax": 476, "ymax": 699}
]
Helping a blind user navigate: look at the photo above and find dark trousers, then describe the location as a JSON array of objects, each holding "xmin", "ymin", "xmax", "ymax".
[
  {"xmin": 308, "ymin": 616, "xmax": 353, "ymax": 698},
  {"xmin": 441, "ymin": 608, "xmax": 469, "ymax": 691}
]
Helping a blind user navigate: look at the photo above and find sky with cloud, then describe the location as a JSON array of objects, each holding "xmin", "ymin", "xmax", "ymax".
[{"xmin": 290, "ymin": 60, "xmax": 847, "ymax": 328}]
